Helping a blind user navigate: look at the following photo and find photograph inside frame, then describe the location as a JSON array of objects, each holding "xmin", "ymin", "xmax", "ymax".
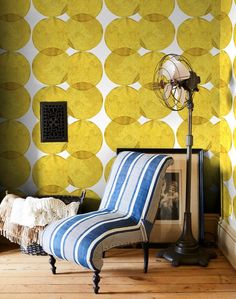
[{"xmin": 156, "ymin": 172, "xmax": 181, "ymax": 221}]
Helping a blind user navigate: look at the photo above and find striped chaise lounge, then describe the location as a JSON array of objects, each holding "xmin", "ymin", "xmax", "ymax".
[{"xmin": 40, "ymin": 151, "xmax": 173, "ymax": 293}]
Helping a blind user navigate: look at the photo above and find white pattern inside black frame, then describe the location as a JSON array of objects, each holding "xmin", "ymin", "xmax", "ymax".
[{"xmin": 40, "ymin": 101, "xmax": 68, "ymax": 142}]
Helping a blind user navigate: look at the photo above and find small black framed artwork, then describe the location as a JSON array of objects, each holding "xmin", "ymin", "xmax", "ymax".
[{"xmin": 117, "ymin": 148, "xmax": 204, "ymax": 244}]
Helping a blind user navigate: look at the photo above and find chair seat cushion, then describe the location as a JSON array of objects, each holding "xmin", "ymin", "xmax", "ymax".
[{"xmin": 40, "ymin": 209, "xmax": 143, "ymax": 271}]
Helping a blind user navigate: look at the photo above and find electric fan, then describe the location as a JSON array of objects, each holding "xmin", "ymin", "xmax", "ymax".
[{"xmin": 153, "ymin": 54, "xmax": 216, "ymax": 266}]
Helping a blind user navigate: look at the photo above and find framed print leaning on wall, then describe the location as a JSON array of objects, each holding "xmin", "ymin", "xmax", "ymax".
[{"xmin": 117, "ymin": 148, "xmax": 204, "ymax": 244}]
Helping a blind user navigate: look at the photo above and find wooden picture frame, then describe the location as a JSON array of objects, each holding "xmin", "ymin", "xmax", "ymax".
[{"xmin": 117, "ymin": 148, "xmax": 204, "ymax": 244}]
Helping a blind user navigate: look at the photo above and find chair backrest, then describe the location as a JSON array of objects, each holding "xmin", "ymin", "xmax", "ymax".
[{"xmin": 99, "ymin": 151, "xmax": 173, "ymax": 224}]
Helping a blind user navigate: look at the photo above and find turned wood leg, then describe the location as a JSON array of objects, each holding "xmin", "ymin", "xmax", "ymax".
[
  {"xmin": 142, "ymin": 242, "xmax": 149, "ymax": 273},
  {"xmin": 49, "ymin": 254, "xmax": 56, "ymax": 274},
  {"xmin": 93, "ymin": 270, "xmax": 100, "ymax": 294}
]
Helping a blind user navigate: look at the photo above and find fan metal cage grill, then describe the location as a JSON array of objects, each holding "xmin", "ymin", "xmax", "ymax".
[{"xmin": 153, "ymin": 54, "xmax": 194, "ymax": 111}]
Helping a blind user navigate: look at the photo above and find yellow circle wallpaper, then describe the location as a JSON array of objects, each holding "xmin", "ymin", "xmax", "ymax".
[{"xmin": 0, "ymin": 0, "xmax": 235, "ymax": 225}]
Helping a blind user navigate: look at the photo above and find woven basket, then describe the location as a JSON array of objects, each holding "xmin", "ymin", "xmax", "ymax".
[{"xmin": 20, "ymin": 243, "xmax": 47, "ymax": 256}]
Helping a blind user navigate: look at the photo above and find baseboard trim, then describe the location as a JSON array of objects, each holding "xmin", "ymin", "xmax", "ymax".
[{"xmin": 218, "ymin": 218, "xmax": 236, "ymax": 269}]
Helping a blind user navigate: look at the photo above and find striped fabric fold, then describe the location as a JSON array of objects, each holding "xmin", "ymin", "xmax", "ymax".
[{"xmin": 40, "ymin": 151, "xmax": 173, "ymax": 271}]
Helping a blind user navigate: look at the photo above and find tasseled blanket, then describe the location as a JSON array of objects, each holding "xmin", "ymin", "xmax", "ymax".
[{"xmin": 0, "ymin": 194, "xmax": 79, "ymax": 247}]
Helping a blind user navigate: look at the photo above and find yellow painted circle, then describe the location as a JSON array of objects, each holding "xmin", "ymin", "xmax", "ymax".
[
  {"xmin": 0, "ymin": 86, "xmax": 30, "ymax": 119},
  {"xmin": 178, "ymin": 87, "xmax": 212, "ymax": 122},
  {"xmin": 177, "ymin": 0, "xmax": 211, "ymax": 16},
  {"xmin": 177, "ymin": 18, "xmax": 212, "ymax": 55},
  {"xmin": 0, "ymin": 0, "xmax": 30, "ymax": 17},
  {"xmin": 67, "ymin": 0, "xmax": 103, "ymax": 18},
  {"xmin": 140, "ymin": 17, "xmax": 175, "ymax": 50},
  {"xmin": 177, "ymin": 119, "xmax": 213, "ymax": 150},
  {"xmin": 221, "ymin": 153, "xmax": 232, "ymax": 181},
  {"xmin": 0, "ymin": 121, "xmax": 30, "ymax": 158},
  {"xmin": 0, "ymin": 156, "xmax": 30, "ymax": 189},
  {"xmin": 105, "ymin": 18, "xmax": 140, "ymax": 52},
  {"xmin": 139, "ymin": 0, "xmax": 175, "ymax": 18},
  {"xmin": 67, "ymin": 52, "xmax": 102, "ymax": 88},
  {"xmin": 33, "ymin": 52, "xmax": 68, "ymax": 85},
  {"xmin": 139, "ymin": 87, "xmax": 171, "ymax": 119},
  {"xmin": 32, "ymin": 155, "xmax": 68, "ymax": 189},
  {"xmin": 234, "ymin": 56, "xmax": 236, "ymax": 79},
  {"xmin": 234, "ymin": 96, "xmax": 236, "ymax": 119},
  {"xmin": 234, "ymin": 128, "xmax": 236, "ymax": 149},
  {"xmin": 211, "ymin": 51, "xmax": 232, "ymax": 87},
  {"xmin": 67, "ymin": 154, "xmax": 103, "ymax": 188},
  {"xmin": 104, "ymin": 157, "xmax": 116, "ymax": 182},
  {"xmin": 105, "ymin": 86, "xmax": 141, "ymax": 121},
  {"xmin": 105, "ymin": 52, "xmax": 140, "ymax": 85},
  {"xmin": 220, "ymin": 120, "xmax": 232, "ymax": 153},
  {"xmin": 67, "ymin": 120, "xmax": 103, "ymax": 156},
  {"xmin": 222, "ymin": 184, "xmax": 232, "ymax": 220},
  {"xmin": 234, "ymin": 24, "xmax": 236, "ymax": 46},
  {"xmin": 211, "ymin": 119, "xmax": 232, "ymax": 154},
  {"xmin": 211, "ymin": 16, "xmax": 232, "ymax": 49},
  {"xmin": 211, "ymin": 0, "xmax": 232, "ymax": 18},
  {"xmin": 211, "ymin": 86, "xmax": 232, "ymax": 118},
  {"xmin": 0, "ymin": 52, "xmax": 30, "ymax": 88},
  {"xmin": 36, "ymin": 188, "xmax": 69, "ymax": 196},
  {"xmin": 105, "ymin": 0, "xmax": 139, "ymax": 16},
  {"xmin": 33, "ymin": 86, "xmax": 67, "ymax": 119},
  {"xmin": 105, "ymin": 120, "xmax": 141, "ymax": 152},
  {"xmin": 67, "ymin": 86, "xmax": 102, "ymax": 119},
  {"xmin": 140, "ymin": 120, "xmax": 175, "ymax": 148},
  {"xmin": 233, "ymin": 166, "xmax": 236, "ymax": 188},
  {"xmin": 0, "ymin": 18, "xmax": 30, "ymax": 51},
  {"xmin": 139, "ymin": 51, "xmax": 164, "ymax": 88},
  {"xmin": 33, "ymin": 18, "xmax": 68, "ymax": 52},
  {"xmin": 233, "ymin": 196, "xmax": 236, "ymax": 219},
  {"xmin": 33, "ymin": 0, "xmax": 67, "ymax": 16},
  {"xmin": 210, "ymin": 122, "xmax": 221, "ymax": 156},
  {"xmin": 67, "ymin": 17, "xmax": 103, "ymax": 51},
  {"xmin": 32, "ymin": 123, "xmax": 67, "ymax": 154},
  {"xmin": 183, "ymin": 52, "xmax": 212, "ymax": 84}
]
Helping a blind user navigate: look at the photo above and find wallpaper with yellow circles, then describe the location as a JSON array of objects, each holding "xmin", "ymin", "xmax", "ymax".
[{"xmin": 0, "ymin": 0, "xmax": 235, "ymax": 217}]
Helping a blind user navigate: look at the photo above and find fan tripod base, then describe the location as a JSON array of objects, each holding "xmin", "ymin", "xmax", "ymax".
[{"xmin": 157, "ymin": 244, "xmax": 217, "ymax": 267}]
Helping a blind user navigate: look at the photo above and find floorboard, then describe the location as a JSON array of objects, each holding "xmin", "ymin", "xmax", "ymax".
[{"xmin": 0, "ymin": 246, "xmax": 236, "ymax": 298}]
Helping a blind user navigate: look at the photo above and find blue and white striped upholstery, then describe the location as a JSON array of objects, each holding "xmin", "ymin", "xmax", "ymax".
[{"xmin": 40, "ymin": 151, "xmax": 173, "ymax": 271}]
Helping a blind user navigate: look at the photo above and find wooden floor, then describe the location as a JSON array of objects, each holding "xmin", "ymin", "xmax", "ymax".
[{"xmin": 0, "ymin": 246, "xmax": 236, "ymax": 299}]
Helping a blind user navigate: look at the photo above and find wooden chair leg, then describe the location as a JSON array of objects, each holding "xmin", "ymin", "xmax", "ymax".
[
  {"xmin": 142, "ymin": 242, "xmax": 149, "ymax": 273},
  {"xmin": 49, "ymin": 254, "xmax": 56, "ymax": 274},
  {"xmin": 93, "ymin": 270, "xmax": 100, "ymax": 294}
]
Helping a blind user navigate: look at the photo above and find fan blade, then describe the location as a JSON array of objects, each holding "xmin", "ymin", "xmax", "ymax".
[
  {"xmin": 160, "ymin": 60, "xmax": 176, "ymax": 80},
  {"xmin": 161, "ymin": 56, "xmax": 190, "ymax": 82},
  {"xmin": 163, "ymin": 83, "xmax": 172, "ymax": 100},
  {"xmin": 174, "ymin": 86, "xmax": 187, "ymax": 104},
  {"xmin": 172, "ymin": 59, "xmax": 190, "ymax": 81}
]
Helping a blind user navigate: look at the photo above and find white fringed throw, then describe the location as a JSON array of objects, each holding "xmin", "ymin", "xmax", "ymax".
[
  {"xmin": 0, "ymin": 194, "xmax": 80, "ymax": 247},
  {"xmin": 10, "ymin": 196, "xmax": 79, "ymax": 228}
]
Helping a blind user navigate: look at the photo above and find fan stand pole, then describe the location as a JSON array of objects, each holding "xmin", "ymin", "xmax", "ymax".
[{"xmin": 157, "ymin": 93, "xmax": 216, "ymax": 267}]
